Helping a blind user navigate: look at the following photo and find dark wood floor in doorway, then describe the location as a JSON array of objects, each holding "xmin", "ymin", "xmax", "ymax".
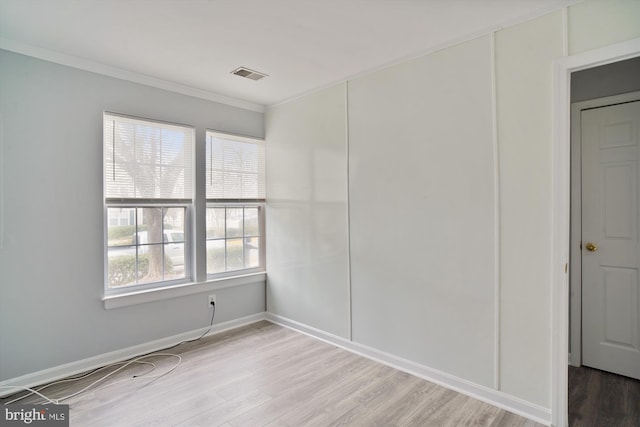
[{"xmin": 569, "ymin": 365, "xmax": 640, "ymax": 427}]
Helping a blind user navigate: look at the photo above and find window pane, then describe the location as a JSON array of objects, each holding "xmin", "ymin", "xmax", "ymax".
[
  {"xmin": 242, "ymin": 173, "xmax": 259, "ymax": 198},
  {"xmin": 107, "ymin": 208, "xmax": 136, "ymax": 247},
  {"xmin": 207, "ymin": 240, "xmax": 225, "ymax": 274},
  {"xmin": 244, "ymin": 237, "xmax": 260, "ymax": 269},
  {"xmin": 224, "ymin": 173, "xmax": 242, "ymax": 199},
  {"xmin": 166, "ymin": 231, "xmax": 184, "ymax": 242},
  {"xmin": 164, "ymin": 207, "xmax": 185, "ymax": 238},
  {"xmin": 138, "ymin": 207, "xmax": 163, "ymax": 244},
  {"xmin": 224, "ymin": 140, "xmax": 243, "ymax": 172},
  {"xmin": 107, "ymin": 246, "xmax": 138, "ymax": 287},
  {"xmin": 205, "ymin": 204, "xmax": 263, "ymax": 277},
  {"xmin": 205, "ymin": 132, "xmax": 265, "ymax": 200},
  {"xmin": 226, "ymin": 208, "xmax": 243, "ymax": 238},
  {"xmin": 106, "ymin": 205, "xmax": 187, "ymax": 289},
  {"xmin": 226, "ymin": 238, "xmax": 244, "ymax": 270},
  {"xmin": 164, "ymin": 242, "xmax": 185, "ymax": 280},
  {"xmin": 242, "ymin": 143, "xmax": 258, "ymax": 172},
  {"xmin": 138, "ymin": 245, "xmax": 164, "ymax": 284},
  {"xmin": 206, "ymin": 208, "xmax": 226, "ymax": 239},
  {"xmin": 244, "ymin": 208, "xmax": 259, "ymax": 236},
  {"xmin": 104, "ymin": 114, "xmax": 193, "ymax": 200}
]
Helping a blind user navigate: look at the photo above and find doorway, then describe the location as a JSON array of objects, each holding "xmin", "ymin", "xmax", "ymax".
[
  {"xmin": 552, "ymin": 36, "xmax": 640, "ymax": 427},
  {"xmin": 568, "ymin": 59, "xmax": 640, "ymax": 425}
]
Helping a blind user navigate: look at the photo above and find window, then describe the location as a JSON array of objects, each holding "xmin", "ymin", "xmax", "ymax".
[
  {"xmin": 104, "ymin": 113, "xmax": 194, "ymax": 293},
  {"xmin": 205, "ymin": 131, "xmax": 265, "ymax": 276}
]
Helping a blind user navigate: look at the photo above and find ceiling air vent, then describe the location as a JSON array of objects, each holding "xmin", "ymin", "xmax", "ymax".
[{"xmin": 231, "ymin": 67, "xmax": 268, "ymax": 81}]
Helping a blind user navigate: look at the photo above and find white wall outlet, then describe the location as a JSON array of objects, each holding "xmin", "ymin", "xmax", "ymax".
[{"xmin": 208, "ymin": 294, "xmax": 216, "ymax": 308}]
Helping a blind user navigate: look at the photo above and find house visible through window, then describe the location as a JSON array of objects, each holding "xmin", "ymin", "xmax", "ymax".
[
  {"xmin": 104, "ymin": 113, "xmax": 193, "ymax": 292},
  {"xmin": 205, "ymin": 131, "xmax": 265, "ymax": 276}
]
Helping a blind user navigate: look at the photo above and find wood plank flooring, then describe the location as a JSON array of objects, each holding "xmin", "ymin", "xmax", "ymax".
[
  {"xmin": 2, "ymin": 321, "xmax": 543, "ymax": 426},
  {"xmin": 569, "ymin": 365, "xmax": 640, "ymax": 427}
]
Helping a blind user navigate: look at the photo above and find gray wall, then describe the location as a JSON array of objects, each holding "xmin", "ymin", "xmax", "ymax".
[
  {"xmin": 0, "ymin": 50, "xmax": 265, "ymax": 381},
  {"xmin": 572, "ymin": 56, "xmax": 640, "ymax": 102}
]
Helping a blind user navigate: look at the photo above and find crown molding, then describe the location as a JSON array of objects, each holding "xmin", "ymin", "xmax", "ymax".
[{"xmin": 0, "ymin": 37, "xmax": 265, "ymax": 113}]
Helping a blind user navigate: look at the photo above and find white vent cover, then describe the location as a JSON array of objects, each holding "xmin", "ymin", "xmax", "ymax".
[{"xmin": 231, "ymin": 67, "xmax": 268, "ymax": 81}]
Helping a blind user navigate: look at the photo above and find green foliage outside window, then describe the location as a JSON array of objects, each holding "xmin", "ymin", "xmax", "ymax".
[{"xmin": 108, "ymin": 254, "xmax": 174, "ymax": 287}]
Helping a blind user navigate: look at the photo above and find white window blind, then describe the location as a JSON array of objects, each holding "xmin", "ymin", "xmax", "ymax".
[
  {"xmin": 105, "ymin": 113, "xmax": 194, "ymax": 200},
  {"xmin": 206, "ymin": 131, "xmax": 265, "ymax": 200}
]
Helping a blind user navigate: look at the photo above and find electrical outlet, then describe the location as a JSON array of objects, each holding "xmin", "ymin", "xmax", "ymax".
[{"xmin": 208, "ymin": 294, "xmax": 216, "ymax": 308}]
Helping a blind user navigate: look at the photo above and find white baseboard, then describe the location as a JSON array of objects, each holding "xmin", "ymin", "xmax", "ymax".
[
  {"xmin": 568, "ymin": 352, "xmax": 581, "ymax": 368},
  {"xmin": 266, "ymin": 312, "xmax": 552, "ymax": 426},
  {"xmin": 1, "ymin": 311, "xmax": 551, "ymax": 426},
  {"xmin": 0, "ymin": 312, "xmax": 267, "ymax": 398}
]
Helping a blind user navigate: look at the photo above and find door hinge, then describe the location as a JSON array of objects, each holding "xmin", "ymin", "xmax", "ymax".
[{"xmin": 564, "ymin": 263, "xmax": 568, "ymax": 274}]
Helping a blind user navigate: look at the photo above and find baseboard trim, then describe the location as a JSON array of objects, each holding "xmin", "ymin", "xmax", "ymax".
[
  {"xmin": 266, "ymin": 312, "xmax": 551, "ymax": 426},
  {"xmin": 0, "ymin": 312, "xmax": 267, "ymax": 398}
]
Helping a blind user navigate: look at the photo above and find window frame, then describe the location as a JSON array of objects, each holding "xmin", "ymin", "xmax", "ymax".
[
  {"xmin": 205, "ymin": 130, "xmax": 266, "ymax": 279},
  {"xmin": 205, "ymin": 201, "xmax": 266, "ymax": 280},
  {"xmin": 102, "ymin": 116, "xmax": 267, "ymax": 304},
  {"xmin": 103, "ymin": 112, "xmax": 195, "ymax": 297},
  {"xmin": 104, "ymin": 202, "xmax": 193, "ymax": 296}
]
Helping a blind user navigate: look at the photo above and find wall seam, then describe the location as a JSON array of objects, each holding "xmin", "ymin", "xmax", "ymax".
[
  {"xmin": 562, "ymin": 6, "xmax": 569, "ymax": 57},
  {"xmin": 0, "ymin": 112, "xmax": 4, "ymax": 251},
  {"xmin": 266, "ymin": 2, "xmax": 581, "ymax": 110},
  {"xmin": 345, "ymin": 81, "xmax": 353, "ymax": 341},
  {"xmin": 490, "ymin": 31, "xmax": 501, "ymax": 391}
]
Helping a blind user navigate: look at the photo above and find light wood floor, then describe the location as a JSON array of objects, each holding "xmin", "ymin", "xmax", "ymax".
[{"xmin": 2, "ymin": 321, "xmax": 543, "ymax": 426}]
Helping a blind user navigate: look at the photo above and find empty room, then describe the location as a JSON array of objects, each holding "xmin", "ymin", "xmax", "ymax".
[{"xmin": 1, "ymin": 1, "xmax": 639, "ymax": 426}]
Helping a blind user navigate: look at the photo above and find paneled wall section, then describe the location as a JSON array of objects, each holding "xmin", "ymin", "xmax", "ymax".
[
  {"xmin": 264, "ymin": 0, "xmax": 640, "ymax": 417},
  {"xmin": 347, "ymin": 35, "xmax": 496, "ymax": 388},
  {"xmin": 265, "ymin": 84, "xmax": 350, "ymax": 339}
]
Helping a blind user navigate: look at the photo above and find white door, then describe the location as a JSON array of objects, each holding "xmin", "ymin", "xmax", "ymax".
[{"xmin": 582, "ymin": 100, "xmax": 640, "ymax": 380}]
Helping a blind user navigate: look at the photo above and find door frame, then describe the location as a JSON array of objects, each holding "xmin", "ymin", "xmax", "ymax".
[
  {"xmin": 552, "ymin": 37, "xmax": 640, "ymax": 427},
  {"xmin": 569, "ymin": 90, "xmax": 640, "ymax": 369}
]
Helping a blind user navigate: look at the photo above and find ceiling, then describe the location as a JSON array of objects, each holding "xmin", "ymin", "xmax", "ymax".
[{"xmin": 0, "ymin": 0, "xmax": 574, "ymax": 109}]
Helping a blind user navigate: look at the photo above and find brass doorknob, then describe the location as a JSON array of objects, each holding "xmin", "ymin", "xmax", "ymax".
[{"xmin": 585, "ymin": 242, "xmax": 598, "ymax": 252}]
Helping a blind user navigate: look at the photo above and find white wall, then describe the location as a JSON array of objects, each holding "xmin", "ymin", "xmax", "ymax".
[
  {"xmin": 264, "ymin": 0, "xmax": 640, "ymax": 418},
  {"xmin": 348, "ymin": 35, "xmax": 496, "ymax": 387},
  {"xmin": 0, "ymin": 50, "xmax": 265, "ymax": 381},
  {"xmin": 265, "ymin": 84, "xmax": 350, "ymax": 338},
  {"xmin": 568, "ymin": 0, "xmax": 640, "ymax": 55},
  {"xmin": 495, "ymin": 10, "xmax": 564, "ymax": 406}
]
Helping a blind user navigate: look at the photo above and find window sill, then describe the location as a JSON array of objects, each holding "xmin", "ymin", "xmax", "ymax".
[{"xmin": 103, "ymin": 272, "xmax": 266, "ymax": 310}]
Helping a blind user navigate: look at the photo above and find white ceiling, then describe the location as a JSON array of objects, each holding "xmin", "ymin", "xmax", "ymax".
[{"xmin": 0, "ymin": 0, "xmax": 574, "ymax": 109}]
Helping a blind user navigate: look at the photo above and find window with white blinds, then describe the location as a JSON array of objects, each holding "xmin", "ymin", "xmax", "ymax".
[
  {"xmin": 105, "ymin": 113, "xmax": 194, "ymax": 201},
  {"xmin": 103, "ymin": 113, "xmax": 194, "ymax": 294},
  {"xmin": 205, "ymin": 131, "xmax": 265, "ymax": 201},
  {"xmin": 103, "ymin": 114, "xmax": 265, "ymax": 294},
  {"xmin": 205, "ymin": 131, "xmax": 265, "ymax": 277}
]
